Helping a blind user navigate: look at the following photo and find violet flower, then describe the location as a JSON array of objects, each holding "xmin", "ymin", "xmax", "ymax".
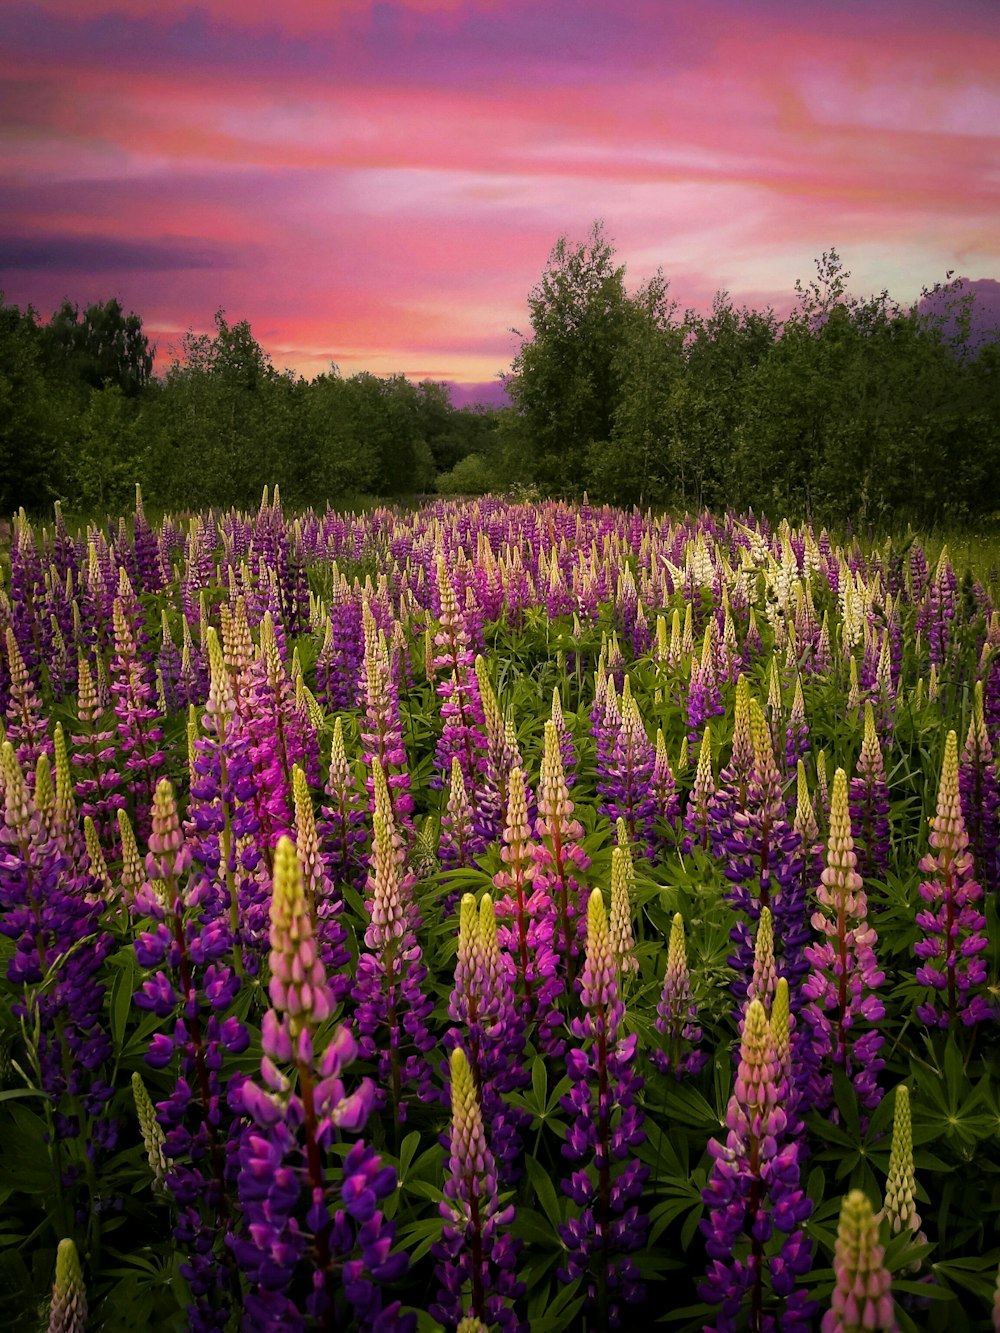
[
  {"xmin": 914, "ymin": 730, "xmax": 992, "ymax": 1027},
  {"xmin": 700, "ymin": 998, "xmax": 815, "ymax": 1331},
  {"xmin": 431, "ymin": 1047, "xmax": 526, "ymax": 1332},
  {"xmin": 802, "ymin": 768, "xmax": 885, "ymax": 1115},
  {"xmin": 559, "ymin": 889, "xmax": 648, "ymax": 1329}
]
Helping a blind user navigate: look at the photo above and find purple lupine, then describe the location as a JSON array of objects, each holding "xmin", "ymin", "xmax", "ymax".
[
  {"xmin": 723, "ymin": 701, "xmax": 808, "ymax": 1005},
  {"xmin": 359, "ymin": 602, "xmax": 415, "ymax": 842},
  {"xmin": 320, "ymin": 715, "xmax": 368, "ymax": 889},
  {"xmin": 493, "ymin": 766, "xmax": 558, "ymax": 1036},
  {"xmin": 700, "ymin": 998, "xmax": 815, "ymax": 1332},
  {"xmin": 69, "ymin": 656, "xmax": 123, "ymax": 853},
  {"xmin": 233, "ymin": 836, "xmax": 412, "ymax": 1331},
  {"xmin": 849, "ymin": 703, "xmax": 891, "ymax": 881},
  {"xmin": 188, "ymin": 627, "xmax": 269, "ymax": 977},
  {"xmin": 681, "ymin": 723, "xmax": 715, "ymax": 854},
  {"xmin": 822, "ymin": 1191, "xmax": 896, "ymax": 1333},
  {"xmin": 445, "ymin": 893, "xmax": 528, "ymax": 1180},
  {"xmin": 785, "ymin": 677, "xmax": 809, "ymax": 773},
  {"xmin": 47, "ymin": 1238, "xmax": 87, "ymax": 1333},
  {"xmin": 4, "ymin": 626, "xmax": 52, "ymax": 783},
  {"xmin": 0, "ymin": 740, "xmax": 117, "ymax": 1214},
  {"xmin": 110, "ymin": 597, "xmax": 165, "ymax": 840},
  {"xmin": 650, "ymin": 727, "xmax": 680, "ymax": 838},
  {"xmin": 652, "ymin": 912, "xmax": 705, "ymax": 1078},
  {"xmin": 914, "ymin": 730, "xmax": 992, "ymax": 1027},
  {"xmin": 441, "ymin": 756, "xmax": 476, "ymax": 874},
  {"xmin": 431, "ymin": 1046, "xmax": 526, "ymax": 1332},
  {"xmin": 559, "ymin": 889, "xmax": 648, "ymax": 1329},
  {"xmin": 709, "ymin": 674, "xmax": 754, "ymax": 852},
  {"xmin": 959, "ymin": 681, "xmax": 1000, "ymax": 899},
  {"xmin": 803, "ymin": 768, "xmax": 885, "ymax": 1115},
  {"xmin": 351, "ymin": 799, "xmax": 435, "ymax": 1123},
  {"xmin": 291, "ymin": 764, "xmax": 351, "ymax": 1002},
  {"xmin": 132, "ymin": 778, "xmax": 248, "ymax": 1331},
  {"xmin": 602, "ymin": 690, "xmax": 657, "ymax": 861},
  {"xmin": 530, "ymin": 718, "xmax": 590, "ymax": 995},
  {"xmin": 433, "ymin": 554, "xmax": 488, "ymax": 799}
]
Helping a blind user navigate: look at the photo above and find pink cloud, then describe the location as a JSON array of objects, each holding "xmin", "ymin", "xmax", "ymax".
[{"xmin": 1, "ymin": 0, "xmax": 997, "ymax": 383}]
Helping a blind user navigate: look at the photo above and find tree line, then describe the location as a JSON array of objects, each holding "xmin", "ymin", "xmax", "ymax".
[
  {"xmin": 3, "ymin": 225, "xmax": 999, "ymax": 525},
  {"xmin": 0, "ymin": 300, "xmax": 500, "ymax": 516}
]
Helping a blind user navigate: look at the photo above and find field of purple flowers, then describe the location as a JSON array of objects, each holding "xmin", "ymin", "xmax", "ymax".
[{"xmin": 1, "ymin": 490, "xmax": 999, "ymax": 1332}]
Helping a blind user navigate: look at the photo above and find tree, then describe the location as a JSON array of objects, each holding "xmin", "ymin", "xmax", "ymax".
[
  {"xmin": 42, "ymin": 297, "xmax": 153, "ymax": 396},
  {"xmin": 508, "ymin": 221, "xmax": 631, "ymax": 490}
]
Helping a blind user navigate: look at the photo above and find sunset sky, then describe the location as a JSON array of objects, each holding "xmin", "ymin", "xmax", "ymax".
[{"xmin": 1, "ymin": 0, "xmax": 998, "ymax": 402}]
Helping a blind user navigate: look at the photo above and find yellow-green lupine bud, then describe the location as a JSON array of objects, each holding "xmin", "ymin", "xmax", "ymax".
[
  {"xmin": 655, "ymin": 613, "xmax": 668, "ymax": 664},
  {"xmin": 447, "ymin": 1046, "xmax": 493, "ymax": 1212},
  {"xmin": 750, "ymin": 907, "xmax": 777, "ymax": 1014},
  {"xmin": 681, "ymin": 601, "xmax": 694, "ymax": 658},
  {"xmin": 52, "ymin": 724, "xmax": 76, "ymax": 844},
  {"xmin": 827, "ymin": 1190, "xmax": 895, "ymax": 1333},
  {"xmin": 456, "ymin": 1318, "xmax": 489, "ymax": 1333},
  {"xmin": 581, "ymin": 887, "xmax": 615, "ymax": 1012},
  {"xmin": 816, "ymin": 749, "xmax": 830, "ymax": 818},
  {"xmin": 454, "ymin": 893, "xmax": 481, "ymax": 1011},
  {"xmin": 735, "ymin": 998, "xmax": 779, "ymax": 1122},
  {"xmin": 794, "ymin": 758, "xmax": 818, "ymax": 848},
  {"xmin": 186, "ymin": 704, "xmax": 199, "ymax": 787},
  {"xmin": 33, "ymin": 751, "xmax": 54, "ymax": 834},
  {"xmin": 269, "ymin": 835, "xmax": 331, "ymax": 1036},
  {"xmin": 131, "ymin": 1071, "xmax": 167, "ymax": 1192},
  {"xmin": 859, "ymin": 701, "xmax": 883, "ymax": 777},
  {"xmin": 768, "ymin": 654, "xmax": 782, "ymax": 719},
  {"xmin": 884, "ymin": 1085, "xmax": 919, "ymax": 1236},
  {"xmin": 748, "ymin": 698, "xmax": 780, "ymax": 790},
  {"xmin": 83, "ymin": 816, "xmax": 111, "ymax": 892},
  {"xmin": 669, "ymin": 607, "xmax": 682, "ymax": 663},
  {"xmin": 478, "ymin": 893, "xmax": 502, "ymax": 992},
  {"xmin": 47, "ymin": 1238, "xmax": 87, "ymax": 1333},
  {"xmin": 677, "ymin": 734, "xmax": 689, "ymax": 775},
  {"xmin": 771, "ymin": 976, "xmax": 791, "ymax": 1086},
  {"xmin": 118, "ymin": 808, "xmax": 144, "ymax": 899},
  {"xmin": 474, "ymin": 655, "xmax": 503, "ymax": 742},
  {"xmin": 2, "ymin": 742, "xmax": 31, "ymax": 841},
  {"xmin": 929, "ymin": 730, "xmax": 965, "ymax": 866},
  {"xmin": 927, "ymin": 661, "xmax": 939, "ymax": 704},
  {"xmin": 847, "ymin": 657, "xmax": 861, "ymax": 713},
  {"xmin": 610, "ymin": 845, "xmax": 639, "ymax": 978}
]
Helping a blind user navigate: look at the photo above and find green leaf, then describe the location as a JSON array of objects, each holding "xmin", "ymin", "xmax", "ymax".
[{"xmin": 525, "ymin": 1152, "xmax": 564, "ymax": 1230}]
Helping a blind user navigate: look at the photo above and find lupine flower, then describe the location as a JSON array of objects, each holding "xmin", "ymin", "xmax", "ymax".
[
  {"xmin": 914, "ymin": 730, "xmax": 991, "ymax": 1027},
  {"xmin": 291, "ymin": 764, "xmax": 351, "ymax": 999},
  {"xmin": 609, "ymin": 826, "xmax": 639, "ymax": 983},
  {"xmin": 132, "ymin": 778, "xmax": 247, "ymax": 1331},
  {"xmin": 959, "ymin": 680, "xmax": 999, "ymax": 898},
  {"xmin": 849, "ymin": 703, "xmax": 891, "ymax": 881},
  {"xmin": 433, "ymin": 555, "xmax": 488, "ymax": 799},
  {"xmin": 234, "ymin": 835, "xmax": 412, "ymax": 1331},
  {"xmin": 700, "ymin": 998, "xmax": 815, "ymax": 1331},
  {"xmin": 603, "ymin": 691, "xmax": 657, "ymax": 860},
  {"xmin": 530, "ymin": 718, "xmax": 590, "ymax": 998},
  {"xmin": 352, "ymin": 801, "xmax": 435, "ymax": 1121},
  {"xmin": 883, "ymin": 1086, "xmax": 921, "ymax": 1240},
  {"xmin": 47, "ymin": 1238, "xmax": 87, "ymax": 1333},
  {"xmin": 822, "ymin": 1190, "xmax": 896, "ymax": 1333},
  {"xmin": 110, "ymin": 596, "xmax": 166, "ymax": 838},
  {"xmin": 803, "ymin": 768, "xmax": 885, "ymax": 1115},
  {"xmin": 559, "ymin": 889, "xmax": 648, "ymax": 1328},
  {"xmin": 653, "ymin": 912, "xmax": 705, "ymax": 1078},
  {"xmin": 724, "ymin": 701, "xmax": 808, "ymax": 1004},
  {"xmin": 681, "ymin": 723, "xmax": 715, "ymax": 853},
  {"xmin": 132, "ymin": 1071, "xmax": 168, "ymax": 1193},
  {"xmin": 433, "ymin": 1046, "xmax": 525, "ymax": 1332}
]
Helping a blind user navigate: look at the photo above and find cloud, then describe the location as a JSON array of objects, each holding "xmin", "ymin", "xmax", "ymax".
[{"xmin": 0, "ymin": 233, "xmax": 233, "ymax": 273}]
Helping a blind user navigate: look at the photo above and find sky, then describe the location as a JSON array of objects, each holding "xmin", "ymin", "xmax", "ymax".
[{"xmin": 1, "ymin": 0, "xmax": 998, "ymax": 404}]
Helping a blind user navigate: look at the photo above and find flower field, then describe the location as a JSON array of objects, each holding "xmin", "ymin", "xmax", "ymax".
[{"xmin": 1, "ymin": 491, "xmax": 999, "ymax": 1332}]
